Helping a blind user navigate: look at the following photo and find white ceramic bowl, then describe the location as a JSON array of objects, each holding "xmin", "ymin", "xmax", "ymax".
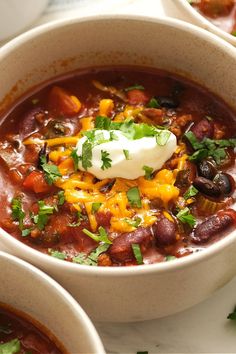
[
  {"xmin": 0, "ymin": 15, "xmax": 236, "ymax": 322},
  {"xmin": 0, "ymin": 0, "xmax": 49, "ymax": 41},
  {"xmin": 170, "ymin": 0, "xmax": 236, "ymax": 46},
  {"xmin": 0, "ymin": 251, "xmax": 105, "ymax": 353}
]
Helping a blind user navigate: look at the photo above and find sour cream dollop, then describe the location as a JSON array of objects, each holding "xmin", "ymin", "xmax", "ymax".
[{"xmin": 76, "ymin": 129, "xmax": 177, "ymax": 180}]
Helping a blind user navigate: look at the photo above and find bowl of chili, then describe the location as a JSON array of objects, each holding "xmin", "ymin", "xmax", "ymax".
[
  {"xmin": 0, "ymin": 251, "xmax": 105, "ymax": 353},
  {"xmin": 0, "ymin": 15, "xmax": 235, "ymax": 322},
  {"xmin": 172, "ymin": 0, "xmax": 236, "ymax": 46}
]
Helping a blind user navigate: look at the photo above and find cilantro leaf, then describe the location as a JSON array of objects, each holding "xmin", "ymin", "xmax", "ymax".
[
  {"xmin": 82, "ymin": 226, "xmax": 112, "ymax": 244},
  {"xmin": 73, "ymin": 244, "xmax": 110, "ymax": 266},
  {"xmin": 33, "ymin": 201, "xmax": 54, "ymax": 230},
  {"xmin": 227, "ymin": 306, "xmax": 236, "ymax": 320},
  {"xmin": 147, "ymin": 97, "xmax": 160, "ymax": 108},
  {"xmin": 126, "ymin": 187, "xmax": 142, "ymax": 208},
  {"xmin": 0, "ymin": 338, "xmax": 21, "ymax": 354},
  {"xmin": 123, "ymin": 149, "xmax": 130, "ymax": 160},
  {"xmin": 110, "ymin": 131, "xmax": 118, "ymax": 141},
  {"xmin": 58, "ymin": 190, "xmax": 65, "ymax": 206},
  {"xmin": 39, "ymin": 155, "xmax": 62, "ymax": 185},
  {"xmin": 11, "ymin": 197, "xmax": 25, "ymax": 230},
  {"xmin": 183, "ymin": 185, "xmax": 198, "ymax": 200},
  {"xmin": 101, "ymin": 150, "xmax": 112, "ymax": 170},
  {"xmin": 142, "ymin": 165, "xmax": 153, "ymax": 180},
  {"xmin": 125, "ymin": 84, "xmax": 145, "ymax": 92},
  {"xmin": 21, "ymin": 228, "xmax": 31, "ymax": 237},
  {"xmin": 176, "ymin": 207, "xmax": 196, "ymax": 228},
  {"xmin": 123, "ymin": 217, "xmax": 142, "ymax": 228},
  {"xmin": 131, "ymin": 244, "xmax": 143, "ymax": 265},
  {"xmin": 156, "ymin": 130, "xmax": 171, "ymax": 146},
  {"xmin": 165, "ymin": 255, "xmax": 176, "ymax": 261},
  {"xmin": 81, "ymin": 140, "xmax": 92, "ymax": 170},
  {"xmin": 184, "ymin": 132, "xmax": 236, "ymax": 165},
  {"xmin": 95, "ymin": 116, "xmax": 112, "ymax": 130},
  {"xmin": 48, "ymin": 249, "xmax": 67, "ymax": 260},
  {"xmin": 71, "ymin": 149, "xmax": 79, "ymax": 171},
  {"xmin": 91, "ymin": 203, "xmax": 102, "ymax": 213}
]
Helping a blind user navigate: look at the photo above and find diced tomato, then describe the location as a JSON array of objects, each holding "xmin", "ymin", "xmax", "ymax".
[
  {"xmin": 23, "ymin": 171, "xmax": 51, "ymax": 193},
  {"xmin": 198, "ymin": 0, "xmax": 234, "ymax": 18},
  {"xmin": 127, "ymin": 89, "xmax": 149, "ymax": 105},
  {"xmin": 48, "ymin": 86, "xmax": 81, "ymax": 116}
]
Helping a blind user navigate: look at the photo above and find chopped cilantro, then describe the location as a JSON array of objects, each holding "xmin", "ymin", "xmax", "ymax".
[
  {"xmin": 123, "ymin": 217, "xmax": 142, "ymax": 228},
  {"xmin": 142, "ymin": 165, "xmax": 153, "ymax": 180},
  {"xmin": 101, "ymin": 150, "xmax": 112, "ymax": 170},
  {"xmin": 33, "ymin": 201, "xmax": 54, "ymax": 230},
  {"xmin": 0, "ymin": 338, "xmax": 21, "ymax": 354},
  {"xmin": 81, "ymin": 140, "xmax": 92, "ymax": 170},
  {"xmin": 21, "ymin": 228, "xmax": 31, "ymax": 237},
  {"xmin": 176, "ymin": 207, "xmax": 196, "ymax": 228},
  {"xmin": 147, "ymin": 97, "xmax": 160, "ymax": 108},
  {"xmin": 39, "ymin": 155, "xmax": 62, "ymax": 185},
  {"xmin": 183, "ymin": 185, "xmax": 198, "ymax": 200},
  {"xmin": 131, "ymin": 244, "xmax": 143, "ymax": 265},
  {"xmin": 49, "ymin": 249, "xmax": 67, "ymax": 260},
  {"xmin": 123, "ymin": 149, "xmax": 130, "ymax": 160},
  {"xmin": 83, "ymin": 226, "xmax": 112, "ymax": 244},
  {"xmin": 92, "ymin": 202, "xmax": 102, "ymax": 214},
  {"xmin": 73, "ymin": 243, "xmax": 110, "ymax": 266},
  {"xmin": 124, "ymin": 84, "xmax": 145, "ymax": 92},
  {"xmin": 58, "ymin": 190, "xmax": 65, "ymax": 206},
  {"xmin": 227, "ymin": 305, "xmax": 236, "ymax": 320},
  {"xmin": 156, "ymin": 130, "xmax": 171, "ymax": 146},
  {"xmin": 82, "ymin": 130, "xmax": 96, "ymax": 142},
  {"xmin": 184, "ymin": 132, "xmax": 236, "ymax": 165},
  {"xmin": 110, "ymin": 131, "xmax": 118, "ymax": 141},
  {"xmin": 71, "ymin": 149, "xmax": 80, "ymax": 171},
  {"xmin": 11, "ymin": 197, "xmax": 25, "ymax": 230},
  {"xmin": 95, "ymin": 116, "xmax": 112, "ymax": 130},
  {"xmin": 127, "ymin": 187, "xmax": 142, "ymax": 208},
  {"xmin": 165, "ymin": 255, "xmax": 176, "ymax": 261}
]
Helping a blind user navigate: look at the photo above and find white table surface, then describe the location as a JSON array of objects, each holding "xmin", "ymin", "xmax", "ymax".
[{"xmin": 1, "ymin": 1, "xmax": 236, "ymax": 353}]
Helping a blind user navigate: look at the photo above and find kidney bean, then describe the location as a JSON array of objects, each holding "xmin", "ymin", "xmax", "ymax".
[
  {"xmin": 193, "ymin": 176, "xmax": 221, "ymax": 197},
  {"xmin": 141, "ymin": 108, "xmax": 164, "ymax": 125},
  {"xmin": 19, "ymin": 107, "xmax": 44, "ymax": 139},
  {"xmin": 213, "ymin": 173, "xmax": 234, "ymax": 196},
  {"xmin": 192, "ymin": 210, "xmax": 236, "ymax": 244},
  {"xmin": 151, "ymin": 217, "xmax": 177, "ymax": 246},
  {"xmin": 191, "ymin": 118, "xmax": 214, "ymax": 140},
  {"xmin": 108, "ymin": 227, "xmax": 152, "ymax": 263},
  {"xmin": 197, "ymin": 159, "xmax": 217, "ymax": 180}
]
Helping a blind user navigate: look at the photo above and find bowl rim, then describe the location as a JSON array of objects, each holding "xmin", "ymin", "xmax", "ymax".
[
  {"xmin": 0, "ymin": 13, "xmax": 236, "ymax": 276},
  {"xmin": 0, "ymin": 251, "xmax": 105, "ymax": 353},
  {"xmin": 173, "ymin": 0, "xmax": 236, "ymax": 45}
]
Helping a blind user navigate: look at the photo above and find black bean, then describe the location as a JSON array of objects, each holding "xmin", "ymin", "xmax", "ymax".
[
  {"xmin": 192, "ymin": 212, "xmax": 234, "ymax": 244},
  {"xmin": 152, "ymin": 217, "xmax": 177, "ymax": 246},
  {"xmin": 213, "ymin": 173, "xmax": 234, "ymax": 196},
  {"xmin": 197, "ymin": 159, "xmax": 217, "ymax": 180},
  {"xmin": 193, "ymin": 176, "xmax": 221, "ymax": 197},
  {"xmin": 155, "ymin": 96, "xmax": 179, "ymax": 108}
]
